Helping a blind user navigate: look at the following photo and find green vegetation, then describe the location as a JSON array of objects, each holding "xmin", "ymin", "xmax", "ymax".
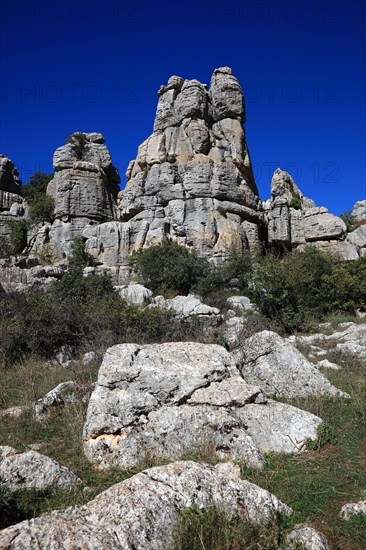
[
  {"xmin": 21, "ymin": 172, "xmax": 53, "ymax": 200},
  {"xmin": 130, "ymin": 239, "xmax": 210, "ymax": 296},
  {"xmin": 0, "ymin": 239, "xmax": 206, "ymax": 366},
  {"xmin": 27, "ymin": 193, "xmax": 55, "ymax": 224},
  {"xmin": 196, "ymin": 247, "xmax": 366, "ymax": 333},
  {"xmin": 7, "ymin": 220, "xmax": 27, "ymax": 254},
  {"xmin": 67, "ymin": 132, "xmax": 88, "ymax": 160},
  {"xmin": 173, "ymin": 507, "xmax": 285, "ymax": 550},
  {"xmin": 288, "ymin": 192, "xmax": 302, "ymax": 210}
]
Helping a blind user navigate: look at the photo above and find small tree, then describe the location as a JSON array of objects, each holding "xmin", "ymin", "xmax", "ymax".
[
  {"xmin": 130, "ymin": 240, "xmax": 210, "ymax": 296},
  {"xmin": 66, "ymin": 132, "xmax": 88, "ymax": 160},
  {"xmin": 8, "ymin": 220, "xmax": 27, "ymax": 254},
  {"xmin": 22, "ymin": 172, "xmax": 53, "ymax": 200},
  {"xmin": 28, "ymin": 194, "xmax": 55, "ymax": 224}
]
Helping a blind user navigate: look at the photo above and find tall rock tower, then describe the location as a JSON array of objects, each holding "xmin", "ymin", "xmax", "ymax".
[{"xmin": 84, "ymin": 67, "xmax": 264, "ymax": 282}]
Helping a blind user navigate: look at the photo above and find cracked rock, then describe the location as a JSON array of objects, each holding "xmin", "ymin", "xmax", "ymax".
[
  {"xmin": 83, "ymin": 342, "xmax": 322, "ymax": 470},
  {"xmin": 0, "ymin": 460, "xmax": 292, "ymax": 549}
]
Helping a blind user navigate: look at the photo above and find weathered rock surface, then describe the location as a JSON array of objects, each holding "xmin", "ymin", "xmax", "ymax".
[
  {"xmin": 0, "ymin": 155, "xmax": 25, "ymax": 247},
  {"xmin": 115, "ymin": 283, "xmax": 154, "ymax": 305},
  {"xmin": 0, "ymin": 446, "xmax": 80, "ymax": 490},
  {"xmin": 287, "ymin": 524, "xmax": 329, "ymax": 549},
  {"xmin": 226, "ymin": 295, "xmax": 256, "ymax": 313},
  {"xmin": 0, "ymin": 461, "xmax": 292, "ymax": 549},
  {"xmin": 0, "ymin": 258, "xmax": 64, "ymax": 292},
  {"xmin": 33, "ymin": 381, "xmax": 76, "ymax": 420},
  {"xmin": 265, "ymin": 168, "xmax": 360, "ymax": 259},
  {"xmin": 26, "ymin": 133, "xmax": 121, "ymax": 259},
  {"xmin": 339, "ymin": 500, "xmax": 366, "ymax": 520},
  {"xmin": 234, "ymin": 330, "xmax": 347, "ymax": 398},
  {"xmin": 152, "ymin": 293, "xmax": 221, "ymax": 326},
  {"xmin": 83, "ymin": 67, "xmax": 263, "ymax": 284},
  {"xmin": 351, "ymin": 199, "xmax": 366, "ymax": 222},
  {"xmin": 83, "ymin": 342, "xmax": 321, "ymax": 470}
]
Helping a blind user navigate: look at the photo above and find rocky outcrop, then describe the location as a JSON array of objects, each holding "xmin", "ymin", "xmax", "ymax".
[
  {"xmin": 0, "ymin": 155, "xmax": 24, "ymax": 248},
  {"xmin": 351, "ymin": 199, "xmax": 366, "ymax": 222},
  {"xmin": 37, "ymin": 132, "xmax": 120, "ymax": 259},
  {"xmin": 0, "ymin": 446, "xmax": 80, "ymax": 490},
  {"xmin": 83, "ymin": 67, "xmax": 263, "ymax": 284},
  {"xmin": 83, "ymin": 342, "xmax": 322, "ymax": 470},
  {"xmin": 264, "ymin": 169, "xmax": 359, "ymax": 259},
  {"xmin": 234, "ymin": 330, "xmax": 348, "ymax": 399},
  {"xmin": 0, "ymin": 460, "xmax": 292, "ymax": 549},
  {"xmin": 0, "ymin": 257, "xmax": 64, "ymax": 292}
]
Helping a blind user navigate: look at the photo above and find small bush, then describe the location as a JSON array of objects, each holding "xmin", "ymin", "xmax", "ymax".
[
  {"xmin": 67, "ymin": 132, "xmax": 88, "ymax": 160},
  {"xmin": 8, "ymin": 220, "xmax": 27, "ymax": 254},
  {"xmin": 21, "ymin": 172, "xmax": 53, "ymax": 200},
  {"xmin": 130, "ymin": 240, "xmax": 210, "ymax": 296},
  {"xmin": 28, "ymin": 194, "xmax": 55, "ymax": 224},
  {"xmin": 288, "ymin": 193, "xmax": 302, "ymax": 210}
]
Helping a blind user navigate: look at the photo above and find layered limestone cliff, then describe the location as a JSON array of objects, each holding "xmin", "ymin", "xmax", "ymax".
[
  {"xmin": 264, "ymin": 169, "xmax": 362, "ymax": 260},
  {"xmin": 0, "ymin": 155, "xmax": 24, "ymax": 244},
  {"xmin": 0, "ymin": 68, "xmax": 365, "ymax": 289},
  {"xmin": 43, "ymin": 132, "xmax": 120, "ymax": 259},
  {"xmin": 83, "ymin": 67, "xmax": 264, "ymax": 283}
]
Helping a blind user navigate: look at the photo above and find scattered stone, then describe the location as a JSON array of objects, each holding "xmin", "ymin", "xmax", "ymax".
[
  {"xmin": 55, "ymin": 344, "xmax": 73, "ymax": 367},
  {"xmin": 0, "ymin": 446, "xmax": 80, "ymax": 490},
  {"xmin": 82, "ymin": 351, "xmax": 97, "ymax": 365},
  {"xmin": 33, "ymin": 381, "xmax": 76, "ymax": 420},
  {"xmin": 287, "ymin": 524, "xmax": 329, "ymax": 549},
  {"xmin": 0, "ymin": 406, "xmax": 24, "ymax": 418},
  {"xmin": 226, "ymin": 295, "xmax": 256, "ymax": 313},
  {"xmin": 339, "ymin": 500, "xmax": 366, "ymax": 520},
  {"xmin": 152, "ymin": 294, "xmax": 221, "ymax": 327},
  {"xmin": 0, "ymin": 461, "xmax": 292, "ymax": 548},
  {"xmin": 317, "ymin": 359, "xmax": 341, "ymax": 370},
  {"xmin": 234, "ymin": 330, "xmax": 348, "ymax": 399},
  {"xmin": 115, "ymin": 283, "xmax": 154, "ymax": 305}
]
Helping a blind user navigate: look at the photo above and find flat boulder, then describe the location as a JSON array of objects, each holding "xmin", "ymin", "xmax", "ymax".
[
  {"xmin": 0, "ymin": 461, "xmax": 292, "ymax": 549},
  {"xmin": 234, "ymin": 330, "xmax": 348, "ymax": 399},
  {"xmin": 83, "ymin": 342, "xmax": 322, "ymax": 470}
]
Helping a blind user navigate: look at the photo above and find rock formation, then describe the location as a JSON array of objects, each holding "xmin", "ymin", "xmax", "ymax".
[
  {"xmin": 83, "ymin": 67, "xmax": 264, "ymax": 283},
  {"xmin": 45, "ymin": 132, "xmax": 120, "ymax": 258},
  {"xmin": 264, "ymin": 168, "xmax": 360, "ymax": 259},
  {"xmin": 0, "ymin": 68, "xmax": 365, "ymax": 287},
  {"xmin": 0, "ymin": 461, "xmax": 292, "ymax": 549},
  {"xmin": 83, "ymin": 342, "xmax": 322, "ymax": 470},
  {"xmin": 0, "ymin": 155, "xmax": 24, "ymax": 247}
]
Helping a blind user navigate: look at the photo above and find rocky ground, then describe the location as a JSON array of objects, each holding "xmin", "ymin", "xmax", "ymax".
[{"xmin": 0, "ymin": 292, "xmax": 365, "ymax": 549}]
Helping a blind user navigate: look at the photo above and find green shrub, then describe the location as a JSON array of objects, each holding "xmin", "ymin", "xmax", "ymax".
[
  {"xmin": 130, "ymin": 240, "xmax": 210, "ymax": 296},
  {"xmin": 28, "ymin": 194, "xmax": 55, "ymax": 224},
  {"xmin": 21, "ymin": 172, "xmax": 53, "ymax": 200},
  {"xmin": 7, "ymin": 220, "xmax": 27, "ymax": 254},
  {"xmin": 288, "ymin": 193, "xmax": 302, "ymax": 210},
  {"xmin": 67, "ymin": 132, "xmax": 88, "ymax": 160}
]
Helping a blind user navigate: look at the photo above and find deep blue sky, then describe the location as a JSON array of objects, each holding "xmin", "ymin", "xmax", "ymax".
[{"xmin": 0, "ymin": 0, "xmax": 365, "ymax": 214}]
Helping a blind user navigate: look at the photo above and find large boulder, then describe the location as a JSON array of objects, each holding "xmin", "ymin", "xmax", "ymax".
[
  {"xmin": 0, "ymin": 446, "xmax": 80, "ymax": 490},
  {"xmin": 0, "ymin": 461, "xmax": 292, "ymax": 549},
  {"xmin": 83, "ymin": 342, "xmax": 322, "ymax": 470},
  {"xmin": 234, "ymin": 330, "xmax": 348, "ymax": 399}
]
